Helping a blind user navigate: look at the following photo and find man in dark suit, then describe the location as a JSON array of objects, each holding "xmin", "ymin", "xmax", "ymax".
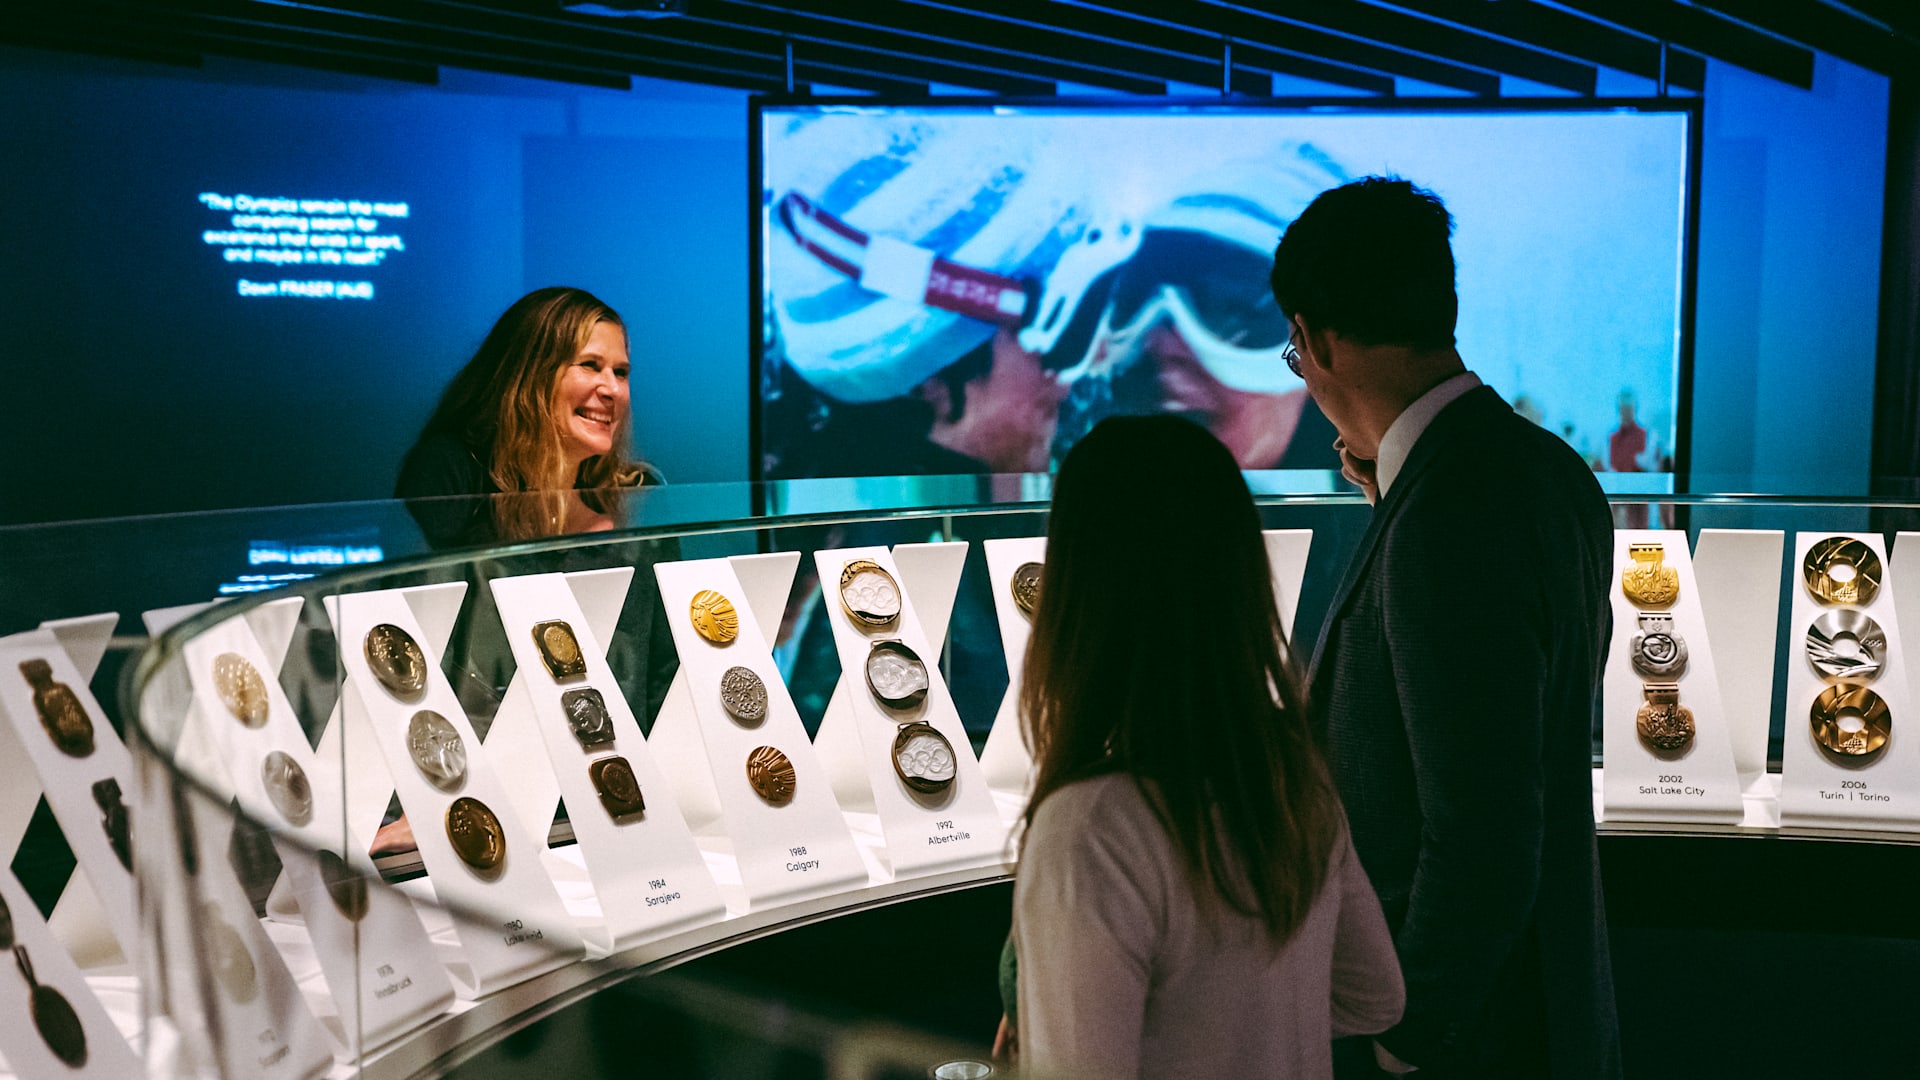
[{"xmin": 1270, "ymin": 178, "xmax": 1620, "ymax": 1077}]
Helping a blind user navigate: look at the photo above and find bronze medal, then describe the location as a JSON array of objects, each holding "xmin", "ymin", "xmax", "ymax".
[
  {"xmin": 1010, "ymin": 561, "xmax": 1043, "ymax": 619},
  {"xmin": 1810, "ymin": 684, "xmax": 1891, "ymax": 761},
  {"xmin": 1802, "ymin": 536, "xmax": 1882, "ymax": 606},
  {"xmin": 532, "ymin": 620, "xmax": 588, "ymax": 680},
  {"xmin": 1806, "ymin": 609, "xmax": 1886, "ymax": 682},
  {"xmin": 746, "ymin": 746, "xmax": 796, "ymax": 805},
  {"xmin": 204, "ymin": 904, "xmax": 259, "ymax": 1004},
  {"xmin": 318, "ymin": 850, "xmax": 368, "ymax": 922},
  {"xmin": 589, "ymin": 755, "xmax": 646, "ymax": 819},
  {"xmin": 719, "ymin": 666, "xmax": 768, "ymax": 724},
  {"xmin": 261, "ymin": 750, "xmax": 314, "ymax": 826},
  {"xmin": 15, "ymin": 947, "xmax": 87, "ymax": 1067},
  {"xmin": 212, "ymin": 652, "xmax": 270, "ymax": 727},
  {"xmin": 561, "ymin": 687, "xmax": 615, "ymax": 749},
  {"xmin": 365, "ymin": 623, "xmax": 428, "ymax": 702},
  {"xmin": 690, "ymin": 590, "xmax": 740, "ymax": 644},
  {"xmin": 1635, "ymin": 683, "xmax": 1695, "ymax": 754},
  {"xmin": 1620, "ymin": 542, "xmax": 1679, "ymax": 609},
  {"xmin": 446, "ymin": 796, "xmax": 506, "ymax": 872},
  {"xmin": 19, "ymin": 659, "xmax": 94, "ymax": 757},
  {"xmin": 1629, "ymin": 614, "xmax": 1688, "ymax": 679},
  {"xmin": 407, "ymin": 709, "xmax": 468, "ymax": 791},
  {"xmin": 892, "ymin": 722, "xmax": 958, "ymax": 795},
  {"xmin": 91, "ymin": 778, "xmax": 132, "ymax": 872},
  {"xmin": 838, "ymin": 559, "xmax": 902, "ymax": 629},
  {"xmin": 865, "ymin": 639, "xmax": 930, "ymax": 711}
]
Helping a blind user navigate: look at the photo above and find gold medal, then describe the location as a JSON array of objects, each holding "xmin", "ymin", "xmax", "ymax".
[
  {"xmin": 839, "ymin": 559, "xmax": 902, "ymax": 629},
  {"xmin": 690, "ymin": 590, "xmax": 740, "ymax": 644},
  {"xmin": 531, "ymin": 620, "xmax": 587, "ymax": 680},
  {"xmin": 589, "ymin": 755, "xmax": 646, "ymax": 819},
  {"xmin": 261, "ymin": 751, "xmax": 314, "ymax": 826},
  {"xmin": 318, "ymin": 850, "xmax": 368, "ymax": 922},
  {"xmin": 19, "ymin": 659, "xmax": 95, "ymax": 757},
  {"xmin": 365, "ymin": 623, "xmax": 428, "ymax": 702},
  {"xmin": 1810, "ymin": 684, "xmax": 1891, "ymax": 761},
  {"xmin": 446, "ymin": 796, "xmax": 506, "ymax": 873},
  {"xmin": 746, "ymin": 745, "xmax": 796, "ymax": 805},
  {"xmin": 1011, "ymin": 562, "xmax": 1043, "ymax": 619},
  {"xmin": 212, "ymin": 652, "xmax": 269, "ymax": 727},
  {"xmin": 91, "ymin": 779, "xmax": 131, "ymax": 872},
  {"xmin": 1620, "ymin": 542, "xmax": 1679, "ymax": 608},
  {"xmin": 1635, "ymin": 683, "xmax": 1694, "ymax": 754},
  {"xmin": 892, "ymin": 722, "xmax": 958, "ymax": 795},
  {"xmin": 13, "ymin": 947, "xmax": 87, "ymax": 1067},
  {"xmin": 1802, "ymin": 536, "xmax": 1882, "ymax": 606}
]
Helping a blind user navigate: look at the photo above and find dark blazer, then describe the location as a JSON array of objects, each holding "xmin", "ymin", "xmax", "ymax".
[{"xmin": 1309, "ymin": 386, "xmax": 1620, "ymax": 1078}]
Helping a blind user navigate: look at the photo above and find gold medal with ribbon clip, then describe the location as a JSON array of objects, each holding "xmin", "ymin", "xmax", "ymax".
[{"xmin": 1620, "ymin": 543, "xmax": 1679, "ymax": 609}]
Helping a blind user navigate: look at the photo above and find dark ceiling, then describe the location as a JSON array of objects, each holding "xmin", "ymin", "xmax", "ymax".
[{"xmin": 4, "ymin": 1, "xmax": 1913, "ymax": 100}]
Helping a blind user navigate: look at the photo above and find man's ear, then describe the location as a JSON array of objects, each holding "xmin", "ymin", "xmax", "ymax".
[{"xmin": 1299, "ymin": 317, "xmax": 1337, "ymax": 373}]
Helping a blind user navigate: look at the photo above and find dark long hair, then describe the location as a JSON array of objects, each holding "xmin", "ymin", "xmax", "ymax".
[{"xmin": 1020, "ymin": 415, "xmax": 1341, "ymax": 941}]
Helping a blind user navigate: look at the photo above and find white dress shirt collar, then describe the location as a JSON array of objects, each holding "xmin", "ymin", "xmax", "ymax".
[{"xmin": 1373, "ymin": 371, "xmax": 1483, "ymax": 497}]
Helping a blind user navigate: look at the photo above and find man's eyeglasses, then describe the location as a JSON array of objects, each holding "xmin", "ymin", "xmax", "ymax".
[{"xmin": 1283, "ymin": 325, "xmax": 1303, "ymax": 378}]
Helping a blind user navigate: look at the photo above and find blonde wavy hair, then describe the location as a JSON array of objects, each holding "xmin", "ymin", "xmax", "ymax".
[{"xmin": 423, "ymin": 287, "xmax": 644, "ymax": 540}]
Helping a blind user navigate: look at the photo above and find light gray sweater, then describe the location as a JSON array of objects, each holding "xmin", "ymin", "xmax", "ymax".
[{"xmin": 1015, "ymin": 774, "xmax": 1405, "ymax": 1079}]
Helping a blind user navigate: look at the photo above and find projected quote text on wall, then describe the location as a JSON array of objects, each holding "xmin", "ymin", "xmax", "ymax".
[{"xmin": 198, "ymin": 191, "xmax": 410, "ymax": 300}]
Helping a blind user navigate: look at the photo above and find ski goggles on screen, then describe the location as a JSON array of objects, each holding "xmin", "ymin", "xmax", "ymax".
[
  {"xmin": 775, "ymin": 190, "xmax": 1141, "ymax": 358},
  {"xmin": 1096, "ymin": 229, "xmax": 1298, "ymax": 395}
]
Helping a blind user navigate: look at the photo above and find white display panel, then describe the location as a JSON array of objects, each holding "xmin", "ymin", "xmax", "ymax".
[
  {"xmin": 978, "ymin": 537, "xmax": 1048, "ymax": 798},
  {"xmin": 489, "ymin": 570, "xmax": 727, "ymax": 953},
  {"xmin": 175, "ymin": 603, "xmax": 455, "ymax": 1052},
  {"xmin": 0, "ymin": 627, "xmax": 141, "ymax": 963},
  {"xmin": 1691, "ymin": 529, "xmax": 1786, "ymax": 791},
  {"xmin": 1778, "ymin": 532, "xmax": 1920, "ymax": 830},
  {"xmin": 148, "ymin": 797, "xmax": 335, "ymax": 1080},
  {"xmin": 812, "ymin": 544, "xmax": 1007, "ymax": 880},
  {"xmin": 327, "ymin": 587, "xmax": 586, "ymax": 996},
  {"xmin": 652, "ymin": 556, "xmax": 869, "ymax": 911},
  {"xmin": 1600, "ymin": 530, "xmax": 1744, "ymax": 823},
  {"xmin": 0, "ymin": 871, "xmax": 140, "ymax": 1080}
]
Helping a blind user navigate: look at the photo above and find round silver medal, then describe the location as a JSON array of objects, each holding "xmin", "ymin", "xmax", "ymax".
[
  {"xmin": 260, "ymin": 751, "xmax": 313, "ymax": 826},
  {"xmin": 407, "ymin": 709, "xmax": 468, "ymax": 791},
  {"xmin": 720, "ymin": 666, "xmax": 768, "ymax": 723},
  {"xmin": 1806, "ymin": 609, "xmax": 1886, "ymax": 682}
]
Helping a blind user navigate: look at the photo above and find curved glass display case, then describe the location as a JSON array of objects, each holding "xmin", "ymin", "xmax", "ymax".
[{"xmin": 2, "ymin": 480, "xmax": 1918, "ymax": 1077}]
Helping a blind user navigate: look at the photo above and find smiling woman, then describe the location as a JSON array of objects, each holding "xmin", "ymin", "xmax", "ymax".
[{"xmin": 397, "ymin": 286, "xmax": 652, "ymax": 546}]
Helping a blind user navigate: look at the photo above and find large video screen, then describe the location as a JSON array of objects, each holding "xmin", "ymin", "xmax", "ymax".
[{"xmin": 757, "ymin": 102, "xmax": 1692, "ymax": 483}]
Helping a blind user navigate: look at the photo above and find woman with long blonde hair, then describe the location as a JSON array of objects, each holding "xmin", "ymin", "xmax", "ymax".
[{"xmin": 399, "ymin": 286, "xmax": 650, "ymax": 545}]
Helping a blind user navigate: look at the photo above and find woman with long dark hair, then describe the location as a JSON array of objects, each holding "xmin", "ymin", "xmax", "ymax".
[{"xmin": 1013, "ymin": 415, "xmax": 1403, "ymax": 1077}]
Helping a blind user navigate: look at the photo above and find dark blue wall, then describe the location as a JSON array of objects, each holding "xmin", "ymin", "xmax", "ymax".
[{"xmin": 0, "ymin": 45, "xmax": 1890, "ymax": 525}]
